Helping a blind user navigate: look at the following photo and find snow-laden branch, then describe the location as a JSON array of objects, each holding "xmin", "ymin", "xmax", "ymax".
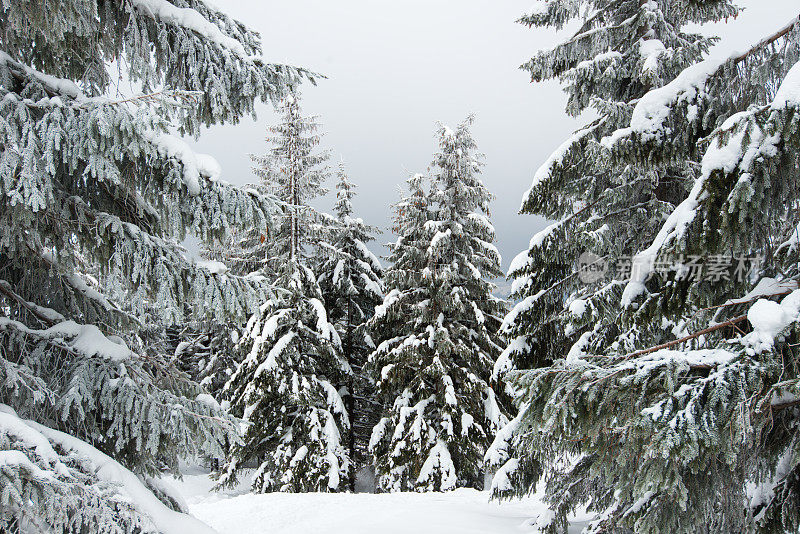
[{"xmin": 0, "ymin": 404, "xmax": 219, "ymax": 534}]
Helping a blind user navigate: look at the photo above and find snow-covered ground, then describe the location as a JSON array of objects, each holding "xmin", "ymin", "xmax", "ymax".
[{"xmin": 168, "ymin": 466, "xmax": 593, "ymax": 534}]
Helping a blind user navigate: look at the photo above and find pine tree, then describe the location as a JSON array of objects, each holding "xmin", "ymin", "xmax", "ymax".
[
  {"xmin": 0, "ymin": 0, "xmax": 308, "ymax": 531},
  {"xmin": 218, "ymin": 97, "xmax": 353, "ymax": 493},
  {"xmin": 317, "ymin": 163, "xmax": 384, "ymax": 490},
  {"xmin": 368, "ymin": 118, "xmax": 509, "ymax": 492},
  {"xmin": 497, "ymin": 4, "xmax": 800, "ymax": 533}
]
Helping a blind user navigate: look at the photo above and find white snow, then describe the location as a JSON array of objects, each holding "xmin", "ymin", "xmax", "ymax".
[
  {"xmin": 0, "ymin": 406, "xmax": 217, "ymax": 534},
  {"xmin": 639, "ymin": 39, "xmax": 666, "ymax": 73},
  {"xmin": 493, "ymin": 336, "xmax": 529, "ymax": 380},
  {"xmin": 744, "ymin": 290, "xmax": 800, "ymax": 354},
  {"xmin": 620, "ymin": 110, "xmax": 772, "ymax": 307},
  {"xmin": 568, "ymin": 298, "xmax": 588, "ymax": 317},
  {"xmin": 632, "ymin": 348, "xmax": 737, "ymax": 375},
  {"xmin": 309, "ymin": 298, "xmax": 336, "ymax": 340},
  {"xmin": 527, "ymin": 0, "xmax": 548, "ymax": 17},
  {"xmin": 0, "ymin": 50, "xmax": 83, "ymax": 100},
  {"xmin": 253, "ymin": 331, "xmax": 295, "ymax": 379},
  {"xmin": 417, "ymin": 440, "xmax": 457, "ymax": 491},
  {"xmin": 158, "ymin": 464, "xmax": 596, "ymax": 534},
  {"xmin": 603, "ymin": 58, "xmax": 724, "ymax": 146},
  {"xmin": 0, "ymin": 318, "xmax": 132, "ymax": 362},
  {"xmin": 195, "ymin": 153, "xmax": 223, "ymax": 182},
  {"xmin": 490, "ymin": 458, "xmax": 519, "ymax": 493},
  {"xmin": 197, "ymin": 259, "xmax": 229, "ymax": 275},
  {"xmin": 565, "ymin": 330, "xmax": 593, "ymax": 364},
  {"xmin": 772, "ymin": 60, "xmax": 800, "ymax": 110},
  {"xmin": 130, "ymin": 0, "xmax": 251, "ymax": 59},
  {"xmin": 354, "ymin": 239, "xmax": 383, "ymax": 272},
  {"xmin": 196, "ymin": 393, "xmax": 222, "ymax": 410},
  {"xmin": 144, "ymin": 130, "xmax": 212, "ymax": 196},
  {"xmin": 522, "ymin": 125, "xmax": 598, "ymax": 210},
  {"xmin": 501, "ymin": 290, "xmax": 545, "ymax": 333}
]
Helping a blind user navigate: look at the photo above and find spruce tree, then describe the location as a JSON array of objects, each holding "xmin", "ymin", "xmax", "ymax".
[
  {"xmin": 317, "ymin": 163, "xmax": 384, "ymax": 490},
  {"xmin": 219, "ymin": 97, "xmax": 353, "ymax": 493},
  {"xmin": 498, "ymin": 4, "xmax": 800, "ymax": 534},
  {"xmin": 250, "ymin": 94, "xmax": 330, "ymax": 278},
  {"xmin": 368, "ymin": 118, "xmax": 509, "ymax": 492},
  {"xmin": 491, "ymin": 0, "xmax": 740, "ymax": 505},
  {"xmin": 0, "ymin": 0, "xmax": 309, "ymax": 530}
]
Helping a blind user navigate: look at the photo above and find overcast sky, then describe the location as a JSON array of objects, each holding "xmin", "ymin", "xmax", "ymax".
[{"xmin": 190, "ymin": 0, "xmax": 798, "ymax": 273}]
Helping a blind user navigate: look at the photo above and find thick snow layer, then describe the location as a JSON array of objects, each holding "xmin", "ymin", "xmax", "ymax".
[
  {"xmin": 197, "ymin": 259, "xmax": 229, "ymax": 275},
  {"xmin": 145, "ymin": 131, "xmax": 221, "ymax": 196},
  {"xmin": 130, "ymin": 0, "xmax": 250, "ymax": 58},
  {"xmin": 309, "ymin": 298, "xmax": 336, "ymax": 340},
  {"xmin": 0, "ymin": 318, "xmax": 132, "ymax": 362},
  {"xmin": 603, "ymin": 59, "xmax": 724, "ymax": 146},
  {"xmin": 639, "ymin": 39, "xmax": 666, "ymax": 73},
  {"xmin": 527, "ymin": 0, "xmax": 548, "ymax": 16},
  {"xmin": 417, "ymin": 440, "xmax": 457, "ymax": 491},
  {"xmin": 772, "ymin": 60, "xmax": 800, "ymax": 110},
  {"xmin": 0, "ymin": 406, "xmax": 218, "ymax": 534},
  {"xmin": 168, "ymin": 467, "xmax": 594, "ymax": 534},
  {"xmin": 744, "ymin": 290, "xmax": 800, "ymax": 354},
  {"xmin": 0, "ymin": 50, "xmax": 83, "ymax": 100}
]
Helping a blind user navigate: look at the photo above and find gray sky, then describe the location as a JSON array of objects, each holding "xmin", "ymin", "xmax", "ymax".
[{"xmin": 190, "ymin": 0, "xmax": 797, "ymax": 273}]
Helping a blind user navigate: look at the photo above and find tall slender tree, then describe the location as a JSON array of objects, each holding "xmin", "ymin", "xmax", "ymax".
[
  {"xmin": 252, "ymin": 95, "xmax": 330, "ymax": 278},
  {"xmin": 0, "ymin": 0, "xmax": 309, "ymax": 530},
  {"xmin": 368, "ymin": 118, "xmax": 509, "ymax": 492},
  {"xmin": 219, "ymin": 97, "xmax": 353, "ymax": 493},
  {"xmin": 317, "ymin": 164, "xmax": 384, "ymax": 490}
]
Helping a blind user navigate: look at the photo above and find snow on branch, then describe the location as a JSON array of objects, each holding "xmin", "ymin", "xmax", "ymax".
[
  {"xmin": 521, "ymin": 122, "xmax": 601, "ymax": 211},
  {"xmin": 0, "ymin": 317, "xmax": 133, "ymax": 362},
  {"xmin": 1, "ymin": 405, "xmax": 219, "ymax": 534},
  {"xmin": 128, "ymin": 0, "xmax": 251, "ymax": 59},
  {"xmin": 619, "ymin": 84, "xmax": 793, "ymax": 306}
]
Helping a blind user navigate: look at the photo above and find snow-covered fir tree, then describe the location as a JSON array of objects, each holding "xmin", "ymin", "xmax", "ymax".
[
  {"xmin": 317, "ymin": 163, "xmax": 384, "ymax": 489},
  {"xmin": 250, "ymin": 94, "xmax": 330, "ymax": 278},
  {"xmin": 489, "ymin": 0, "xmax": 740, "ymax": 504},
  {"xmin": 0, "ymin": 0, "xmax": 309, "ymax": 531},
  {"xmin": 219, "ymin": 263, "xmax": 351, "ymax": 493},
  {"xmin": 218, "ymin": 98, "xmax": 353, "ymax": 493},
  {"xmin": 495, "ymin": 3, "xmax": 800, "ymax": 533},
  {"xmin": 368, "ymin": 118, "xmax": 509, "ymax": 492},
  {"xmin": 495, "ymin": 0, "xmax": 739, "ymax": 384}
]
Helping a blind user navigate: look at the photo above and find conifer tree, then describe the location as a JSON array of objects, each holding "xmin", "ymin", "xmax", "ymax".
[
  {"xmin": 317, "ymin": 164, "xmax": 384, "ymax": 489},
  {"xmin": 219, "ymin": 97, "xmax": 353, "ymax": 493},
  {"xmin": 0, "ymin": 0, "xmax": 308, "ymax": 530},
  {"xmin": 497, "ymin": 3, "xmax": 800, "ymax": 533},
  {"xmin": 251, "ymin": 95, "xmax": 330, "ymax": 278},
  {"xmin": 490, "ymin": 0, "xmax": 740, "ymax": 503},
  {"xmin": 368, "ymin": 118, "xmax": 509, "ymax": 492}
]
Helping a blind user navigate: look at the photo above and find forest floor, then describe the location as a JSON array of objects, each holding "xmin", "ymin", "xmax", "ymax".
[{"xmin": 168, "ymin": 465, "xmax": 593, "ymax": 533}]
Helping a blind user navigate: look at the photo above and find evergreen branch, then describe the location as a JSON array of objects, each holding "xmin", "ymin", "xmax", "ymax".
[
  {"xmin": 0, "ymin": 280, "xmax": 61, "ymax": 326},
  {"xmin": 730, "ymin": 14, "xmax": 800, "ymax": 66},
  {"xmin": 627, "ymin": 315, "xmax": 748, "ymax": 358}
]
